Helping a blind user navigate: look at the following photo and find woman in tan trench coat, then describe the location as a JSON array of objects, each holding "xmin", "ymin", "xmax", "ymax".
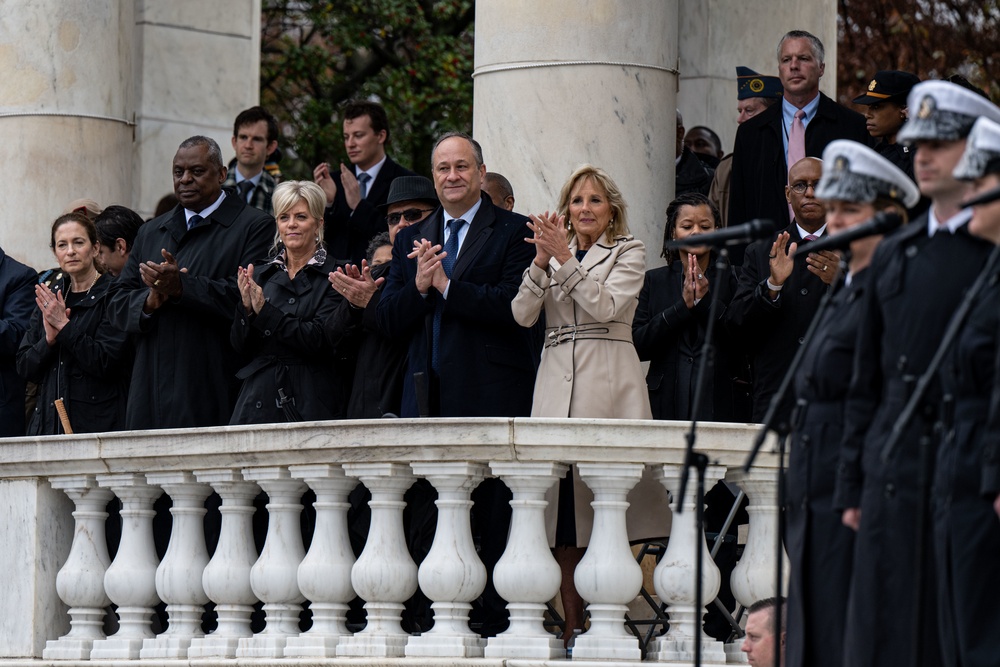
[{"xmin": 511, "ymin": 164, "xmax": 664, "ymax": 644}]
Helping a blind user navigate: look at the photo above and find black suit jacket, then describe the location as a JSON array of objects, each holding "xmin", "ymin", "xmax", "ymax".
[
  {"xmin": 324, "ymin": 156, "xmax": 416, "ymax": 265},
  {"xmin": 376, "ymin": 193, "xmax": 537, "ymax": 418},
  {"xmin": 0, "ymin": 248, "xmax": 37, "ymax": 436},
  {"xmin": 729, "ymin": 93, "xmax": 870, "ymax": 231},
  {"xmin": 726, "ymin": 223, "xmax": 828, "ymax": 424}
]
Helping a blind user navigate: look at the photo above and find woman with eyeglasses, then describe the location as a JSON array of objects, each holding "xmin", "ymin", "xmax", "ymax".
[
  {"xmin": 229, "ymin": 180, "xmax": 345, "ymax": 424},
  {"xmin": 784, "ymin": 140, "xmax": 918, "ymax": 667},
  {"xmin": 16, "ymin": 212, "xmax": 131, "ymax": 434}
]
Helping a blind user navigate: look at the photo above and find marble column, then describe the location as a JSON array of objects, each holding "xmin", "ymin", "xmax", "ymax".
[
  {"xmin": 236, "ymin": 467, "xmax": 307, "ymax": 658},
  {"xmin": 648, "ymin": 463, "xmax": 727, "ymax": 663},
  {"xmin": 43, "ymin": 476, "xmax": 114, "ymax": 660},
  {"xmin": 473, "ymin": 0, "xmax": 679, "ymax": 268},
  {"xmin": 485, "ymin": 462, "xmax": 568, "ymax": 660},
  {"xmin": 406, "ymin": 462, "xmax": 488, "ymax": 658},
  {"xmin": 187, "ymin": 469, "xmax": 260, "ymax": 659},
  {"xmin": 139, "ymin": 472, "xmax": 211, "ymax": 659},
  {"xmin": 284, "ymin": 464, "xmax": 357, "ymax": 658},
  {"xmin": 572, "ymin": 463, "xmax": 644, "ymax": 661},
  {"xmin": 90, "ymin": 474, "xmax": 161, "ymax": 660},
  {"xmin": 337, "ymin": 463, "xmax": 417, "ymax": 658}
]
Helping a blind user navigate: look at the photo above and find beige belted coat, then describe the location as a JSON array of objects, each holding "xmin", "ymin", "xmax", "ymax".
[{"xmin": 512, "ymin": 233, "xmax": 666, "ymax": 546}]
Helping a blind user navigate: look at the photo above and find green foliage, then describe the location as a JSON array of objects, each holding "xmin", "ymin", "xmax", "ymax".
[{"xmin": 260, "ymin": 0, "xmax": 475, "ymax": 180}]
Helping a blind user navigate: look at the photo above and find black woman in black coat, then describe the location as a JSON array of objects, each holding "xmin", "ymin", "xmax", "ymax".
[
  {"xmin": 929, "ymin": 117, "xmax": 1000, "ymax": 667},
  {"xmin": 16, "ymin": 212, "xmax": 131, "ymax": 434},
  {"xmin": 230, "ymin": 181, "xmax": 346, "ymax": 424},
  {"xmin": 785, "ymin": 140, "xmax": 919, "ymax": 667},
  {"xmin": 633, "ymin": 192, "xmax": 742, "ymax": 421}
]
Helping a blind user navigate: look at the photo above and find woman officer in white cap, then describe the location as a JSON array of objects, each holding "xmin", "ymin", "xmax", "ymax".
[{"xmin": 784, "ymin": 139, "xmax": 918, "ymax": 667}]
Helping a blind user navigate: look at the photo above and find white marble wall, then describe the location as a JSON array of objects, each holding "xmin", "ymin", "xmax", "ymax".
[
  {"xmin": 473, "ymin": 0, "xmax": 679, "ymax": 269},
  {"xmin": 678, "ymin": 0, "xmax": 839, "ymax": 154}
]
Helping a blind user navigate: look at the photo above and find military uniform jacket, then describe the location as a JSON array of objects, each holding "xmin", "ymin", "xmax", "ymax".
[
  {"xmin": 726, "ymin": 223, "xmax": 827, "ymax": 424},
  {"xmin": 784, "ymin": 271, "xmax": 865, "ymax": 667},
  {"xmin": 230, "ymin": 254, "xmax": 345, "ymax": 424},
  {"xmin": 834, "ymin": 216, "xmax": 992, "ymax": 667},
  {"xmin": 632, "ymin": 258, "xmax": 740, "ymax": 421},
  {"xmin": 17, "ymin": 273, "xmax": 130, "ymax": 434},
  {"xmin": 108, "ymin": 194, "xmax": 274, "ymax": 429}
]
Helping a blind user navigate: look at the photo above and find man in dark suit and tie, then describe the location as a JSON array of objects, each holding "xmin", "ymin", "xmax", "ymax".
[
  {"xmin": 729, "ymin": 30, "xmax": 869, "ymax": 236},
  {"xmin": 108, "ymin": 136, "xmax": 273, "ymax": 429},
  {"xmin": 223, "ymin": 106, "xmax": 279, "ymax": 215},
  {"xmin": 376, "ymin": 132, "xmax": 537, "ymax": 635},
  {"xmin": 376, "ymin": 131, "xmax": 536, "ymax": 418},
  {"xmin": 313, "ymin": 101, "xmax": 417, "ymax": 265}
]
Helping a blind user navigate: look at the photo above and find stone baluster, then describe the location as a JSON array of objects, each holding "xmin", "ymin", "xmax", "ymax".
[
  {"xmin": 89, "ymin": 474, "xmax": 161, "ymax": 660},
  {"xmin": 283, "ymin": 464, "xmax": 357, "ymax": 658},
  {"xmin": 726, "ymin": 467, "xmax": 788, "ymax": 663},
  {"xmin": 337, "ymin": 463, "xmax": 417, "ymax": 658},
  {"xmin": 42, "ymin": 476, "xmax": 114, "ymax": 660},
  {"xmin": 648, "ymin": 462, "xmax": 727, "ymax": 663},
  {"xmin": 139, "ymin": 472, "xmax": 211, "ymax": 658},
  {"xmin": 188, "ymin": 469, "xmax": 261, "ymax": 659},
  {"xmin": 571, "ymin": 463, "xmax": 644, "ymax": 661},
  {"xmin": 405, "ymin": 462, "xmax": 488, "ymax": 658},
  {"xmin": 485, "ymin": 461, "xmax": 568, "ymax": 660},
  {"xmin": 236, "ymin": 467, "xmax": 307, "ymax": 658}
]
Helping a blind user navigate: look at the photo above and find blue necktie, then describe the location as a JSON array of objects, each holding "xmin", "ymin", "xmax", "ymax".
[
  {"xmin": 432, "ymin": 219, "xmax": 465, "ymax": 374},
  {"xmin": 357, "ymin": 172, "xmax": 371, "ymax": 199},
  {"xmin": 187, "ymin": 214, "xmax": 203, "ymax": 231}
]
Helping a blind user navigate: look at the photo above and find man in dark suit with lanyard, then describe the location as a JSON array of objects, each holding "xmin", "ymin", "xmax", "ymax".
[
  {"xmin": 376, "ymin": 131, "xmax": 537, "ymax": 634},
  {"xmin": 314, "ymin": 101, "xmax": 416, "ymax": 265},
  {"xmin": 729, "ymin": 30, "xmax": 869, "ymax": 239}
]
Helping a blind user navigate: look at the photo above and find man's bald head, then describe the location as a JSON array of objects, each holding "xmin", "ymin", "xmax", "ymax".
[{"xmin": 786, "ymin": 157, "xmax": 826, "ymax": 229}]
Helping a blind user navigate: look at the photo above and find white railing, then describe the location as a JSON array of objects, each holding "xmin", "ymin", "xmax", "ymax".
[{"xmin": 0, "ymin": 418, "xmax": 785, "ymax": 666}]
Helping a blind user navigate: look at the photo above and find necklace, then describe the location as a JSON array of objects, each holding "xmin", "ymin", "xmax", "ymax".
[{"xmin": 72, "ymin": 270, "xmax": 100, "ymax": 294}]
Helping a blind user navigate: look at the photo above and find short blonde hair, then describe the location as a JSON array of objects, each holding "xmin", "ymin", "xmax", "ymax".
[
  {"xmin": 557, "ymin": 165, "xmax": 630, "ymax": 244},
  {"xmin": 271, "ymin": 180, "xmax": 327, "ymax": 250}
]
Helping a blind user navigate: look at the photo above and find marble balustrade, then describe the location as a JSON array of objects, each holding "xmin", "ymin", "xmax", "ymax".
[{"xmin": 0, "ymin": 418, "xmax": 784, "ymax": 666}]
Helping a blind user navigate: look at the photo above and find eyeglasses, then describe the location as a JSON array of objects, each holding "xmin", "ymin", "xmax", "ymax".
[
  {"xmin": 387, "ymin": 208, "xmax": 434, "ymax": 225},
  {"xmin": 789, "ymin": 181, "xmax": 820, "ymax": 195}
]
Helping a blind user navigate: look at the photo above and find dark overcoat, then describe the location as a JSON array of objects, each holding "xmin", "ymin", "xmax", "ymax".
[
  {"xmin": 835, "ymin": 217, "xmax": 993, "ymax": 667},
  {"xmin": 932, "ymin": 265, "xmax": 1000, "ymax": 667},
  {"xmin": 784, "ymin": 271, "xmax": 866, "ymax": 667},
  {"xmin": 107, "ymin": 192, "xmax": 274, "ymax": 429},
  {"xmin": 0, "ymin": 248, "xmax": 36, "ymax": 436},
  {"xmin": 230, "ymin": 254, "xmax": 345, "ymax": 424},
  {"xmin": 633, "ymin": 258, "xmax": 740, "ymax": 421},
  {"xmin": 725, "ymin": 223, "xmax": 827, "ymax": 425},
  {"xmin": 17, "ymin": 273, "xmax": 130, "ymax": 434},
  {"xmin": 376, "ymin": 194, "xmax": 537, "ymax": 418}
]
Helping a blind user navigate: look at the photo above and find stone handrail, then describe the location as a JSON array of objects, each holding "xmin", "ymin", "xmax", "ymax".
[{"xmin": 0, "ymin": 418, "xmax": 785, "ymax": 666}]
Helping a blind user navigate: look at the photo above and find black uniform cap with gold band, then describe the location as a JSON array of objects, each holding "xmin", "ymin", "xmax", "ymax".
[
  {"xmin": 898, "ymin": 80, "xmax": 1000, "ymax": 144},
  {"xmin": 736, "ymin": 66, "xmax": 782, "ymax": 101},
  {"xmin": 816, "ymin": 140, "xmax": 920, "ymax": 208},
  {"xmin": 852, "ymin": 70, "xmax": 920, "ymax": 106},
  {"xmin": 954, "ymin": 117, "xmax": 1000, "ymax": 181}
]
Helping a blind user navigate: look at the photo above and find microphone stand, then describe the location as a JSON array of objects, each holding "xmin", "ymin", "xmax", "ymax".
[
  {"xmin": 672, "ymin": 246, "xmax": 732, "ymax": 667},
  {"xmin": 879, "ymin": 244, "xmax": 1000, "ymax": 667},
  {"xmin": 741, "ymin": 254, "xmax": 845, "ymax": 652}
]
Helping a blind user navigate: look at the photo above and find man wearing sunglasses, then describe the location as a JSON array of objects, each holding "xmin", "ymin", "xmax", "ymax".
[{"xmin": 380, "ymin": 176, "xmax": 440, "ymax": 244}]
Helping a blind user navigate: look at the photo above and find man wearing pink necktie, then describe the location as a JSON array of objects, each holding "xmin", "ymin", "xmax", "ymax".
[{"xmin": 729, "ymin": 30, "xmax": 870, "ymax": 248}]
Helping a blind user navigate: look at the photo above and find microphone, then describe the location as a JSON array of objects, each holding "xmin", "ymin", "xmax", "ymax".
[
  {"xmin": 800, "ymin": 211, "xmax": 903, "ymax": 255},
  {"xmin": 664, "ymin": 218, "xmax": 777, "ymax": 250},
  {"xmin": 962, "ymin": 185, "xmax": 1000, "ymax": 209}
]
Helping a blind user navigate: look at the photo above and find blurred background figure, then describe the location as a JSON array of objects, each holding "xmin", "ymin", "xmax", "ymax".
[
  {"xmin": 684, "ymin": 125, "xmax": 724, "ymax": 167},
  {"xmin": 785, "ymin": 139, "xmax": 918, "ymax": 667},
  {"xmin": 0, "ymin": 245, "xmax": 37, "ymax": 436},
  {"xmin": 482, "ymin": 171, "xmax": 516, "ymax": 211},
  {"xmin": 851, "ymin": 70, "xmax": 921, "ymax": 178},
  {"xmin": 16, "ymin": 212, "xmax": 130, "ymax": 434},
  {"xmin": 230, "ymin": 180, "xmax": 344, "ymax": 424},
  {"xmin": 512, "ymin": 164, "xmax": 663, "ymax": 644},
  {"xmin": 94, "ymin": 205, "xmax": 144, "ymax": 278},
  {"xmin": 675, "ymin": 110, "xmax": 715, "ymax": 197}
]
